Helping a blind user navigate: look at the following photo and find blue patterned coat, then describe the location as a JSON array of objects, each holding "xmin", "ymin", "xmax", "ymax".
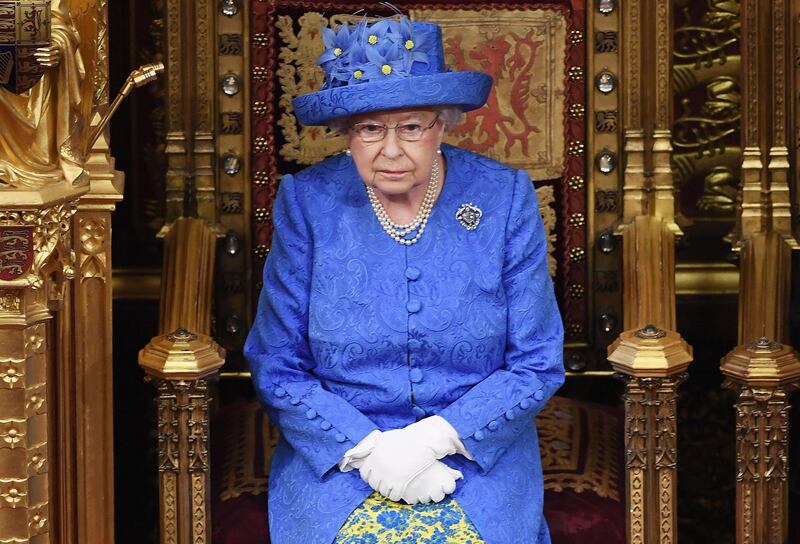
[{"xmin": 244, "ymin": 145, "xmax": 565, "ymax": 544}]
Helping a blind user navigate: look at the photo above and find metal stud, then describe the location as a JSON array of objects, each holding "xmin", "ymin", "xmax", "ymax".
[
  {"xmin": 221, "ymin": 72, "xmax": 241, "ymax": 96},
  {"xmin": 598, "ymin": 230, "xmax": 616, "ymax": 253},
  {"xmin": 566, "ymin": 351, "xmax": 587, "ymax": 372},
  {"xmin": 224, "ymin": 232, "xmax": 241, "ymax": 255},
  {"xmin": 569, "ymin": 247, "xmax": 586, "ymax": 262},
  {"xmin": 221, "ymin": 152, "xmax": 241, "ymax": 175},
  {"xmin": 595, "ymin": 71, "xmax": 616, "ymax": 94},
  {"xmin": 220, "ymin": 0, "xmax": 240, "ymax": 16},
  {"xmin": 599, "ymin": 313, "xmax": 618, "ymax": 333},
  {"xmin": 598, "ymin": 0, "xmax": 615, "ymax": 15},
  {"xmin": 595, "ymin": 149, "xmax": 617, "ymax": 174}
]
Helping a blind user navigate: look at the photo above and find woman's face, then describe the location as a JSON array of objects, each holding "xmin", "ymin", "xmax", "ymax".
[{"xmin": 346, "ymin": 108, "xmax": 445, "ymax": 198}]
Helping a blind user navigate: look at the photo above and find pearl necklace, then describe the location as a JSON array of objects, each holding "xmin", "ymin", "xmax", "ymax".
[{"xmin": 366, "ymin": 158, "xmax": 440, "ymax": 246}]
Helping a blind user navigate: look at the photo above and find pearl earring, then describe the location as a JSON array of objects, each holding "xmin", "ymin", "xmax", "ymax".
[
  {"xmin": 436, "ymin": 148, "xmax": 442, "ymax": 155},
  {"xmin": 345, "ymin": 149, "xmax": 352, "ymax": 156}
]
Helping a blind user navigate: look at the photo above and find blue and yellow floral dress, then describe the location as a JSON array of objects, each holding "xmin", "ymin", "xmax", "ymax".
[{"xmin": 334, "ymin": 492, "xmax": 484, "ymax": 543}]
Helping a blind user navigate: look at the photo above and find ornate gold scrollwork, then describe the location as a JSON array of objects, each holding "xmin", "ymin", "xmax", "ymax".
[{"xmin": 672, "ymin": 0, "xmax": 742, "ymax": 217}]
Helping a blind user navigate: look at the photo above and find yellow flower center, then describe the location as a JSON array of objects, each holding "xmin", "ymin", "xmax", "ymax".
[
  {"xmin": 333, "ymin": 47, "xmax": 342, "ymax": 56},
  {"xmin": 405, "ymin": 39, "xmax": 414, "ymax": 50},
  {"xmin": 381, "ymin": 64, "xmax": 392, "ymax": 75},
  {"xmin": 368, "ymin": 34, "xmax": 378, "ymax": 45},
  {"xmin": 353, "ymin": 70, "xmax": 363, "ymax": 79}
]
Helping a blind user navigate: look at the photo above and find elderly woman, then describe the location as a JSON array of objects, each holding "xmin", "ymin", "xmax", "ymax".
[{"xmin": 244, "ymin": 15, "xmax": 564, "ymax": 544}]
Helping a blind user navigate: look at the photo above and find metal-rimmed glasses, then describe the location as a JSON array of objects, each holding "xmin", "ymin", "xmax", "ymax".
[{"xmin": 349, "ymin": 115, "xmax": 441, "ymax": 143}]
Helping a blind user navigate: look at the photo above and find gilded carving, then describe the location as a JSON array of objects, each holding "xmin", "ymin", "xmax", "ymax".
[
  {"xmin": 0, "ymin": 202, "xmax": 76, "ymax": 288},
  {"xmin": 626, "ymin": 0, "xmax": 641, "ymax": 126},
  {"xmin": 772, "ymin": 0, "xmax": 785, "ymax": 145},
  {"xmin": 0, "ymin": 481, "xmax": 27, "ymax": 507},
  {"xmin": 220, "ymin": 111, "xmax": 243, "ymax": 134},
  {"xmin": 0, "ymin": 358, "xmax": 23, "ymax": 387},
  {"xmin": 594, "ymin": 110, "xmax": 618, "ymax": 132},
  {"xmin": 594, "ymin": 30, "xmax": 617, "ymax": 53},
  {"xmin": 620, "ymin": 375, "xmax": 685, "ymax": 544},
  {"xmin": 595, "ymin": 190, "xmax": 618, "ymax": 212},
  {"xmin": 219, "ymin": 33, "xmax": 242, "ymax": 55},
  {"xmin": 724, "ymin": 383, "xmax": 794, "ymax": 544},
  {"xmin": 0, "ymin": 289, "xmax": 21, "ymax": 314},
  {"xmin": 673, "ymin": 1, "xmax": 741, "ymax": 217},
  {"xmin": 166, "ymin": 0, "xmax": 181, "ymax": 129},
  {"xmin": 24, "ymin": 323, "xmax": 44, "ymax": 355},
  {"xmin": 194, "ymin": 0, "xmax": 212, "ymax": 133},
  {"xmin": 94, "ymin": 0, "xmax": 109, "ymax": 104},
  {"xmin": 153, "ymin": 376, "xmax": 213, "ymax": 543},
  {"xmin": 78, "ymin": 216, "xmax": 106, "ymax": 281},
  {"xmin": 655, "ymin": 0, "xmax": 671, "ymax": 129}
]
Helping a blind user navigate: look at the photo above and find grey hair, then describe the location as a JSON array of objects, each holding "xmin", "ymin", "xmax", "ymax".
[{"xmin": 327, "ymin": 105, "xmax": 465, "ymax": 135}]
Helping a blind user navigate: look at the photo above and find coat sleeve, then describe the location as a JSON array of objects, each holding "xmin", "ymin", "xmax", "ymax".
[
  {"xmin": 437, "ymin": 169, "xmax": 565, "ymax": 473},
  {"xmin": 244, "ymin": 174, "xmax": 380, "ymax": 479}
]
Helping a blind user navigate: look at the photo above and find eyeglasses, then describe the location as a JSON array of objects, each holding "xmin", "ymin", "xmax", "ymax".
[{"xmin": 349, "ymin": 115, "xmax": 440, "ymax": 143}]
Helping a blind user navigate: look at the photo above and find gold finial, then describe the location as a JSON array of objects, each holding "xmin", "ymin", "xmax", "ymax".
[{"xmin": 635, "ymin": 324, "xmax": 666, "ymax": 339}]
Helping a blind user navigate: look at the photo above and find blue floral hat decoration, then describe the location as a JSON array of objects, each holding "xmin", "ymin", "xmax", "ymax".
[{"xmin": 292, "ymin": 16, "xmax": 493, "ymax": 126}]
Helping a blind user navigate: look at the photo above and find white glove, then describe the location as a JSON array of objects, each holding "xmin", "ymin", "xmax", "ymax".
[
  {"xmin": 338, "ymin": 430, "xmax": 382, "ymax": 472},
  {"xmin": 357, "ymin": 416, "xmax": 471, "ymax": 502},
  {"xmin": 402, "ymin": 461, "xmax": 463, "ymax": 504}
]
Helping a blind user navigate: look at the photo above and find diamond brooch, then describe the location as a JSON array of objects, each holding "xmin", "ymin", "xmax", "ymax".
[{"xmin": 456, "ymin": 202, "xmax": 482, "ymax": 230}]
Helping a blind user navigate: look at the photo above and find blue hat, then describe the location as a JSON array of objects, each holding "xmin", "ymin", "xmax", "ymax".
[{"xmin": 292, "ymin": 17, "xmax": 493, "ymax": 126}]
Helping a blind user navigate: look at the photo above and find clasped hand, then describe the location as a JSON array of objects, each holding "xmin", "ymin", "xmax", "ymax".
[{"xmin": 340, "ymin": 416, "xmax": 467, "ymax": 505}]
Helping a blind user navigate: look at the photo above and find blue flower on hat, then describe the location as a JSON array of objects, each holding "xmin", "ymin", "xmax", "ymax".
[
  {"xmin": 317, "ymin": 24, "xmax": 352, "ymax": 66},
  {"xmin": 397, "ymin": 17, "xmax": 430, "ymax": 66},
  {"xmin": 292, "ymin": 16, "xmax": 493, "ymax": 126},
  {"xmin": 318, "ymin": 16, "xmax": 434, "ymax": 89}
]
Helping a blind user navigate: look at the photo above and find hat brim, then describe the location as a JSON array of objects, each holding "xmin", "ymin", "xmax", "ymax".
[{"xmin": 292, "ymin": 71, "xmax": 493, "ymax": 126}]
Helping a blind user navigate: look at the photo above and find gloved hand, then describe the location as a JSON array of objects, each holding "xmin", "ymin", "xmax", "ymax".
[
  {"xmin": 355, "ymin": 416, "xmax": 471, "ymax": 502},
  {"xmin": 402, "ymin": 461, "xmax": 463, "ymax": 504},
  {"xmin": 338, "ymin": 429, "xmax": 382, "ymax": 472}
]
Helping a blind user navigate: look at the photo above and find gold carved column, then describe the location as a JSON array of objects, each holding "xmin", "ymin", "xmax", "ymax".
[
  {"xmin": 164, "ymin": 0, "xmax": 218, "ymax": 225},
  {"xmin": 0, "ymin": 201, "xmax": 77, "ymax": 544},
  {"xmin": 719, "ymin": 1, "xmax": 800, "ymax": 542},
  {"xmin": 721, "ymin": 339, "xmax": 800, "ymax": 544},
  {"xmin": 613, "ymin": 0, "xmax": 693, "ymax": 541},
  {"xmin": 140, "ymin": 218, "xmax": 223, "ymax": 544},
  {"xmin": 608, "ymin": 326, "xmax": 692, "ymax": 544}
]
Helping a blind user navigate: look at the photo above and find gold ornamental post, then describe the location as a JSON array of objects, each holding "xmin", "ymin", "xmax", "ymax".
[
  {"xmin": 139, "ymin": 328, "xmax": 224, "ymax": 544},
  {"xmin": 612, "ymin": 0, "xmax": 694, "ymax": 541},
  {"xmin": 608, "ymin": 325, "xmax": 692, "ymax": 544},
  {"xmin": 721, "ymin": 340, "xmax": 800, "ymax": 544},
  {"xmin": 721, "ymin": 0, "xmax": 800, "ymax": 541},
  {"xmin": 139, "ymin": 217, "xmax": 222, "ymax": 544}
]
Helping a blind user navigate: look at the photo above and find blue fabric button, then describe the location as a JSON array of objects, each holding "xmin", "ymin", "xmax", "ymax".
[
  {"xmin": 406, "ymin": 300, "xmax": 421, "ymax": 313},
  {"xmin": 305, "ymin": 408, "xmax": 317, "ymax": 419},
  {"xmin": 274, "ymin": 387, "xmax": 287, "ymax": 398},
  {"xmin": 504, "ymin": 408, "xmax": 516, "ymax": 420},
  {"xmin": 473, "ymin": 430, "xmax": 485, "ymax": 441},
  {"xmin": 488, "ymin": 420, "xmax": 499, "ymax": 431},
  {"xmin": 520, "ymin": 398, "xmax": 531, "ymax": 410},
  {"xmin": 409, "ymin": 368, "xmax": 423, "ymax": 383},
  {"xmin": 534, "ymin": 390, "xmax": 545, "ymax": 401},
  {"xmin": 290, "ymin": 397, "xmax": 302, "ymax": 406},
  {"xmin": 405, "ymin": 266, "xmax": 420, "ymax": 280},
  {"xmin": 320, "ymin": 421, "xmax": 332, "ymax": 430},
  {"xmin": 412, "ymin": 406, "xmax": 426, "ymax": 418},
  {"xmin": 408, "ymin": 339, "xmax": 422, "ymax": 350},
  {"xmin": 335, "ymin": 433, "xmax": 347, "ymax": 443}
]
